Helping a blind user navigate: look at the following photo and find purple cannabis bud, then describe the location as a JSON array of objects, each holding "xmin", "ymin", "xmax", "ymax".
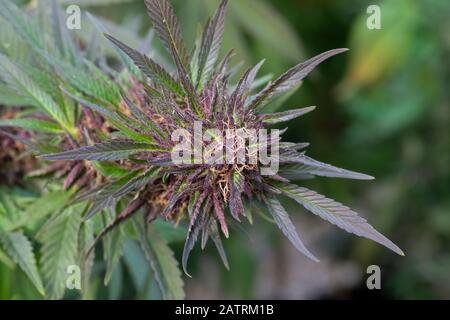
[{"xmin": 42, "ymin": 0, "xmax": 404, "ymax": 275}]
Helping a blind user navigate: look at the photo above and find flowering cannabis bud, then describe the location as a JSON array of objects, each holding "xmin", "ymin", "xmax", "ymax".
[{"xmin": 42, "ymin": 0, "xmax": 403, "ymax": 275}]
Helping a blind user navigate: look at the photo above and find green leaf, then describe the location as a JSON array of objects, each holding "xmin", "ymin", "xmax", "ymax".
[
  {"xmin": 145, "ymin": 0, "xmax": 203, "ymax": 117},
  {"xmin": 262, "ymin": 106, "xmax": 316, "ymax": 125},
  {"xmin": 0, "ymin": 1, "xmax": 44, "ymax": 51},
  {"xmin": 0, "ymin": 228, "xmax": 45, "ymax": 295},
  {"xmin": 196, "ymin": 0, "xmax": 228, "ymax": 88},
  {"xmin": 38, "ymin": 205, "xmax": 83, "ymax": 299},
  {"xmin": 0, "ymin": 54, "xmax": 74, "ymax": 134},
  {"xmin": 0, "ymin": 118, "xmax": 63, "ymax": 134},
  {"xmin": 61, "ymin": 88, "xmax": 155, "ymax": 143},
  {"xmin": 5, "ymin": 190, "xmax": 72, "ymax": 231},
  {"xmin": 112, "ymin": 167, "xmax": 161, "ymax": 199},
  {"xmin": 41, "ymin": 141, "xmax": 163, "ymax": 161},
  {"xmin": 144, "ymin": 0, "xmax": 190, "ymax": 72},
  {"xmin": 103, "ymin": 222, "xmax": 125, "ymax": 286},
  {"xmin": 104, "ymin": 34, "xmax": 183, "ymax": 96},
  {"xmin": 266, "ymin": 196, "xmax": 319, "ymax": 262},
  {"xmin": 92, "ymin": 161, "xmax": 130, "ymax": 179},
  {"xmin": 78, "ymin": 220, "xmax": 95, "ymax": 299},
  {"xmin": 276, "ymin": 183, "xmax": 404, "ymax": 256},
  {"xmin": 135, "ymin": 221, "xmax": 185, "ymax": 300}
]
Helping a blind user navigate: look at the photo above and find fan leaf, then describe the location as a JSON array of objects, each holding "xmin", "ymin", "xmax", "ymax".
[
  {"xmin": 280, "ymin": 154, "xmax": 375, "ymax": 180},
  {"xmin": 0, "ymin": 118, "xmax": 63, "ymax": 134},
  {"xmin": 37, "ymin": 205, "xmax": 83, "ymax": 299},
  {"xmin": 144, "ymin": 0, "xmax": 190, "ymax": 71},
  {"xmin": 276, "ymin": 183, "xmax": 404, "ymax": 256},
  {"xmin": 41, "ymin": 141, "xmax": 162, "ymax": 161},
  {"xmin": 262, "ymin": 106, "xmax": 316, "ymax": 124},
  {"xmin": 0, "ymin": 54, "xmax": 74, "ymax": 134},
  {"xmin": 196, "ymin": 0, "xmax": 228, "ymax": 88},
  {"xmin": 104, "ymin": 34, "xmax": 183, "ymax": 96},
  {"xmin": 250, "ymin": 48, "xmax": 348, "ymax": 112},
  {"xmin": 0, "ymin": 228, "xmax": 45, "ymax": 296},
  {"xmin": 135, "ymin": 222, "xmax": 185, "ymax": 300},
  {"xmin": 266, "ymin": 196, "xmax": 319, "ymax": 262}
]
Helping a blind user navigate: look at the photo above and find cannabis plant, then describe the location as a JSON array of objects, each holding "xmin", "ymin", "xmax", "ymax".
[
  {"xmin": 0, "ymin": 0, "xmax": 403, "ymax": 300},
  {"xmin": 42, "ymin": 0, "xmax": 403, "ymax": 271},
  {"xmin": 0, "ymin": 0, "xmax": 182, "ymax": 299}
]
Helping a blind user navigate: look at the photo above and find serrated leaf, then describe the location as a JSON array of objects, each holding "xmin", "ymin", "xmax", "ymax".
[
  {"xmin": 229, "ymin": 172, "xmax": 244, "ymax": 221},
  {"xmin": 38, "ymin": 205, "xmax": 82, "ymax": 299},
  {"xmin": 78, "ymin": 220, "xmax": 95, "ymax": 299},
  {"xmin": 112, "ymin": 167, "xmax": 161, "ymax": 199},
  {"xmin": 0, "ymin": 228, "xmax": 45, "ymax": 295},
  {"xmin": 104, "ymin": 34, "xmax": 183, "ymax": 96},
  {"xmin": 182, "ymin": 208, "xmax": 203, "ymax": 277},
  {"xmin": 196, "ymin": 0, "xmax": 228, "ymax": 88},
  {"xmin": 206, "ymin": 218, "xmax": 229, "ymax": 270},
  {"xmin": 92, "ymin": 161, "xmax": 130, "ymax": 179},
  {"xmin": 144, "ymin": 0, "xmax": 203, "ymax": 117},
  {"xmin": 277, "ymin": 183, "xmax": 404, "ymax": 256},
  {"xmin": 0, "ymin": 118, "xmax": 63, "ymax": 134},
  {"xmin": 41, "ymin": 141, "xmax": 162, "ymax": 161},
  {"xmin": 144, "ymin": 0, "xmax": 190, "ymax": 72},
  {"xmin": 0, "ymin": 54, "xmax": 74, "ymax": 134},
  {"xmin": 279, "ymin": 154, "xmax": 375, "ymax": 180},
  {"xmin": 262, "ymin": 106, "xmax": 316, "ymax": 124},
  {"xmin": 103, "ymin": 223, "xmax": 125, "ymax": 286},
  {"xmin": 5, "ymin": 190, "xmax": 72, "ymax": 231},
  {"xmin": 250, "ymin": 49, "xmax": 348, "ymax": 112},
  {"xmin": 61, "ymin": 88, "xmax": 154, "ymax": 143},
  {"xmin": 266, "ymin": 196, "xmax": 319, "ymax": 262},
  {"xmin": 230, "ymin": 60, "xmax": 264, "ymax": 112},
  {"xmin": 0, "ymin": 1, "xmax": 44, "ymax": 51},
  {"xmin": 80, "ymin": 170, "xmax": 142, "ymax": 220},
  {"xmin": 135, "ymin": 221, "xmax": 185, "ymax": 300}
]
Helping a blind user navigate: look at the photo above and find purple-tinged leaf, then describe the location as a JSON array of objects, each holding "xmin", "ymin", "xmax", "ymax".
[
  {"xmin": 182, "ymin": 209, "xmax": 204, "ymax": 277},
  {"xmin": 280, "ymin": 154, "xmax": 375, "ymax": 180},
  {"xmin": 208, "ymin": 218, "xmax": 230, "ymax": 270},
  {"xmin": 112, "ymin": 167, "xmax": 160, "ymax": 199},
  {"xmin": 213, "ymin": 190, "xmax": 229, "ymax": 238},
  {"xmin": 277, "ymin": 183, "xmax": 404, "ymax": 256},
  {"xmin": 262, "ymin": 106, "xmax": 316, "ymax": 124},
  {"xmin": 104, "ymin": 34, "xmax": 183, "ymax": 96},
  {"xmin": 197, "ymin": 0, "xmax": 228, "ymax": 88},
  {"xmin": 266, "ymin": 196, "xmax": 319, "ymax": 262},
  {"xmin": 41, "ymin": 141, "xmax": 160, "ymax": 161},
  {"xmin": 63, "ymin": 162, "xmax": 83, "ymax": 191},
  {"xmin": 144, "ymin": 0, "xmax": 190, "ymax": 72},
  {"xmin": 250, "ymin": 48, "xmax": 348, "ymax": 112},
  {"xmin": 228, "ymin": 172, "xmax": 244, "ymax": 221},
  {"xmin": 87, "ymin": 197, "xmax": 146, "ymax": 256},
  {"xmin": 230, "ymin": 60, "xmax": 265, "ymax": 112}
]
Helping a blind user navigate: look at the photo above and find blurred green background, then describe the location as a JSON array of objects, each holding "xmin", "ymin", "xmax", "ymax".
[{"xmin": 2, "ymin": 0, "xmax": 450, "ymax": 299}]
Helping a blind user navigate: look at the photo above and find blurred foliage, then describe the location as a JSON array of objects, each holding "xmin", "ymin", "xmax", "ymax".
[{"xmin": 1, "ymin": 0, "xmax": 449, "ymax": 299}]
